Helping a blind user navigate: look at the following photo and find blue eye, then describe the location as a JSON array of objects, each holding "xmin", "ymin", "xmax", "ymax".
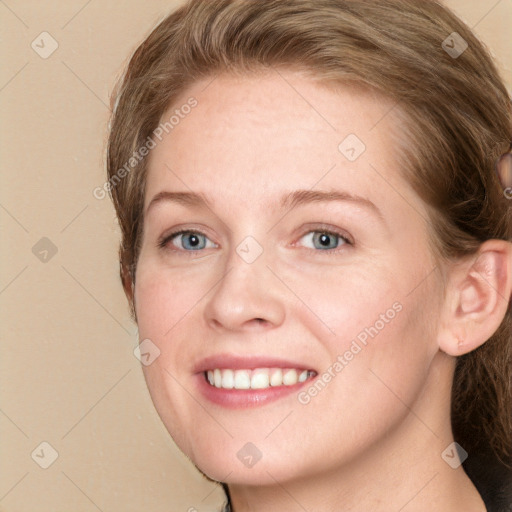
[
  {"xmin": 158, "ymin": 227, "xmax": 352, "ymax": 255},
  {"xmin": 159, "ymin": 230, "xmax": 216, "ymax": 251},
  {"xmin": 299, "ymin": 230, "xmax": 350, "ymax": 251}
]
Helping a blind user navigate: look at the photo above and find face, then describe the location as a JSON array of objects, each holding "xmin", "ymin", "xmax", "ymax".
[{"xmin": 134, "ymin": 70, "xmax": 444, "ymax": 485}]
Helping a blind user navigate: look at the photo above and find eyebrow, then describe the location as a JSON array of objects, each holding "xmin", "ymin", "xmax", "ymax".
[{"xmin": 146, "ymin": 189, "xmax": 383, "ymax": 220}]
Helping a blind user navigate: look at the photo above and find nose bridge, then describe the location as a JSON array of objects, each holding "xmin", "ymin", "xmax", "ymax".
[{"xmin": 202, "ymin": 233, "xmax": 286, "ymax": 331}]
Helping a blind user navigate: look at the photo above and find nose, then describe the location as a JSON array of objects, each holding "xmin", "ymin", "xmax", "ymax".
[{"xmin": 202, "ymin": 248, "xmax": 286, "ymax": 333}]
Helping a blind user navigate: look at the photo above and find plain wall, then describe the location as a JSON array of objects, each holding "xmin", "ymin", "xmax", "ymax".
[{"xmin": 1, "ymin": 1, "xmax": 510, "ymax": 511}]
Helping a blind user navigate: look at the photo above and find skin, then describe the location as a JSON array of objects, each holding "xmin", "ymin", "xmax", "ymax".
[{"xmin": 130, "ymin": 69, "xmax": 511, "ymax": 511}]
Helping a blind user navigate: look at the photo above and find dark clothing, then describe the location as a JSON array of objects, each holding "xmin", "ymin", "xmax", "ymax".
[{"xmin": 464, "ymin": 451, "xmax": 512, "ymax": 512}]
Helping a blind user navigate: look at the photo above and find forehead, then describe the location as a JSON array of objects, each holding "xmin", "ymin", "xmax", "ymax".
[{"xmin": 143, "ymin": 70, "xmax": 421, "ymax": 220}]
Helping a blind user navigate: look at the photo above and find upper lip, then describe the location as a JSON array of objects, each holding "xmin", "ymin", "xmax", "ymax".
[{"xmin": 193, "ymin": 353, "xmax": 317, "ymax": 374}]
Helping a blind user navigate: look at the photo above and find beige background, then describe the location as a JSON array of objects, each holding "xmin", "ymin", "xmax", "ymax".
[{"xmin": 0, "ymin": 1, "xmax": 510, "ymax": 511}]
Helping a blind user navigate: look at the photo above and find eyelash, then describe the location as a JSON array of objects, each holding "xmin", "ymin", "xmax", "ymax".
[{"xmin": 157, "ymin": 226, "xmax": 353, "ymax": 256}]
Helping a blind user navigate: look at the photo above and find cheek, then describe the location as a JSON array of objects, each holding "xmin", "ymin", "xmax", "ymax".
[
  {"xmin": 294, "ymin": 300, "xmax": 437, "ymax": 470},
  {"xmin": 134, "ymin": 260, "xmax": 208, "ymax": 338},
  {"xmin": 279, "ymin": 259, "xmax": 407, "ymax": 358},
  {"xmin": 301, "ymin": 259, "xmax": 440, "ymax": 432},
  {"xmin": 325, "ymin": 278, "xmax": 441, "ymax": 425},
  {"xmin": 133, "ymin": 266, "xmax": 213, "ymax": 462}
]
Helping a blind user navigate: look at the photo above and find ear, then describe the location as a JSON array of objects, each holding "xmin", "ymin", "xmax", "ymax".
[{"xmin": 438, "ymin": 239, "xmax": 512, "ymax": 356}]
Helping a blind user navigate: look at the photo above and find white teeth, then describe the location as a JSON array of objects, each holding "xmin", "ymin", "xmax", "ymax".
[
  {"xmin": 214, "ymin": 369, "xmax": 222, "ymax": 388},
  {"xmin": 221, "ymin": 369, "xmax": 234, "ymax": 389},
  {"xmin": 233, "ymin": 370, "xmax": 251, "ymax": 389},
  {"xmin": 282, "ymin": 369, "xmax": 298, "ymax": 386},
  {"xmin": 270, "ymin": 368, "xmax": 283, "ymax": 387},
  {"xmin": 205, "ymin": 367, "xmax": 315, "ymax": 390},
  {"xmin": 251, "ymin": 369, "xmax": 270, "ymax": 389}
]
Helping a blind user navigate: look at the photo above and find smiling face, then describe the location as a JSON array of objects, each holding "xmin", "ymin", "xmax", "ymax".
[{"xmin": 133, "ymin": 70, "xmax": 449, "ymax": 485}]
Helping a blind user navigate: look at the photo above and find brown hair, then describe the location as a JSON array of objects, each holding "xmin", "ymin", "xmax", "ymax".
[{"xmin": 107, "ymin": 0, "xmax": 512, "ymax": 468}]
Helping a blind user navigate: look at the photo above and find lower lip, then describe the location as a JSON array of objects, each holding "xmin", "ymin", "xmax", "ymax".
[{"xmin": 195, "ymin": 372, "xmax": 315, "ymax": 408}]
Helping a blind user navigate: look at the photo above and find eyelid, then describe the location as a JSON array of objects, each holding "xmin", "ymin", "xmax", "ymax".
[
  {"xmin": 291, "ymin": 225, "xmax": 353, "ymax": 255},
  {"xmin": 158, "ymin": 228, "xmax": 216, "ymax": 251},
  {"xmin": 295, "ymin": 223, "xmax": 354, "ymax": 246}
]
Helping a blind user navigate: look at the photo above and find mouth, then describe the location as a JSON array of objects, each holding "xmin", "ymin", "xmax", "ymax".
[
  {"xmin": 193, "ymin": 354, "xmax": 318, "ymax": 408},
  {"xmin": 204, "ymin": 367, "xmax": 317, "ymax": 390}
]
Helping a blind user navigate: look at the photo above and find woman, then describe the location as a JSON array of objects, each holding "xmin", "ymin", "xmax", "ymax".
[{"xmin": 106, "ymin": 1, "xmax": 512, "ymax": 510}]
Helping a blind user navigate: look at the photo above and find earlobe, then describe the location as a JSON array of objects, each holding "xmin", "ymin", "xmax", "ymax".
[{"xmin": 438, "ymin": 239, "xmax": 512, "ymax": 357}]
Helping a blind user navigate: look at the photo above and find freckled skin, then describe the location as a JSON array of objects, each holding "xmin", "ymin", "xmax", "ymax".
[{"xmin": 133, "ymin": 71, "xmax": 486, "ymax": 511}]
